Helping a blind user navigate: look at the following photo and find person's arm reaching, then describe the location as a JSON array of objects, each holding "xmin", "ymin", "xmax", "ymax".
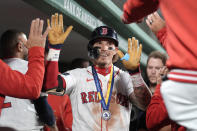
[
  {"xmin": 43, "ymin": 13, "xmax": 73, "ymax": 95},
  {"xmin": 146, "ymin": 12, "xmax": 167, "ymax": 48},
  {"xmin": 118, "ymin": 37, "xmax": 152, "ymax": 111},
  {"xmin": 122, "ymin": 0, "xmax": 159, "ymax": 24},
  {"xmin": 0, "ymin": 18, "xmax": 50, "ymax": 99}
]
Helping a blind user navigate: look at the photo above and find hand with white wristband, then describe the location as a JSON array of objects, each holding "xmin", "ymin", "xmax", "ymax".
[
  {"xmin": 118, "ymin": 37, "xmax": 152, "ymax": 110},
  {"xmin": 46, "ymin": 13, "xmax": 73, "ymax": 61}
]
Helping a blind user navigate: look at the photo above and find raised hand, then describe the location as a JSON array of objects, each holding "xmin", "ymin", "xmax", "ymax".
[
  {"xmin": 47, "ymin": 13, "xmax": 73, "ymax": 45},
  {"xmin": 26, "ymin": 18, "xmax": 50, "ymax": 48},
  {"xmin": 157, "ymin": 66, "xmax": 168, "ymax": 84},
  {"xmin": 117, "ymin": 37, "xmax": 142, "ymax": 70},
  {"xmin": 146, "ymin": 12, "xmax": 166, "ymax": 34}
]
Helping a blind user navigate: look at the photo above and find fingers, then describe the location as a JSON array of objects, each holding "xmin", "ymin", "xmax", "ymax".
[
  {"xmin": 137, "ymin": 44, "xmax": 142, "ymax": 60},
  {"xmin": 146, "ymin": 19, "xmax": 152, "ymax": 28},
  {"xmin": 150, "ymin": 13, "xmax": 157, "ymax": 21},
  {"xmin": 47, "ymin": 19, "xmax": 51, "ymax": 28},
  {"xmin": 117, "ymin": 50, "xmax": 124, "ymax": 58},
  {"xmin": 62, "ymin": 25, "xmax": 73, "ymax": 40},
  {"xmin": 38, "ymin": 19, "xmax": 44, "ymax": 35},
  {"xmin": 153, "ymin": 12, "xmax": 160, "ymax": 19},
  {"xmin": 55, "ymin": 13, "xmax": 58, "ymax": 27},
  {"xmin": 51, "ymin": 15, "xmax": 55, "ymax": 28},
  {"xmin": 31, "ymin": 18, "xmax": 47, "ymax": 37},
  {"xmin": 127, "ymin": 38, "xmax": 131, "ymax": 53},
  {"xmin": 27, "ymin": 18, "xmax": 48, "ymax": 48},
  {"xmin": 59, "ymin": 14, "xmax": 63, "ymax": 29},
  {"xmin": 161, "ymin": 66, "xmax": 168, "ymax": 75},
  {"xmin": 34, "ymin": 18, "xmax": 40, "ymax": 35},
  {"xmin": 146, "ymin": 11, "xmax": 163, "ymax": 24},
  {"xmin": 131, "ymin": 37, "xmax": 135, "ymax": 56},
  {"xmin": 134, "ymin": 38, "xmax": 138, "ymax": 58},
  {"xmin": 147, "ymin": 15, "xmax": 153, "ymax": 24},
  {"xmin": 29, "ymin": 19, "xmax": 36, "ymax": 37}
]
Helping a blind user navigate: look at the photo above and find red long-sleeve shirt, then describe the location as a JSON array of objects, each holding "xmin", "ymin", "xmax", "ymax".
[
  {"xmin": 0, "ymin": 47, "xmax": 44, "ymax": 99},
  {"xmin": 123, "ymin": 0, "xmax": 197, "ymax": 70}
]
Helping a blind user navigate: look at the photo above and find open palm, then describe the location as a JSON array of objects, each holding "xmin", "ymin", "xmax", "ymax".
[
  {"xmin": 117, "ymin": 37, "xmax": 142, "ymax": 70},
  {"xmin": 47, "ymin": 13, "xmax": 73, "ymax": 45}
]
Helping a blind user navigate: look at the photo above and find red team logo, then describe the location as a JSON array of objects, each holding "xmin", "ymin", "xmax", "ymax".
[{"xmin": 102, "ymin": 28, "xmax": 108, "ymax": 35}]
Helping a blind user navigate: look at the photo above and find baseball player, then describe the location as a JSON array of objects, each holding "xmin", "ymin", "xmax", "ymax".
[
  {"xmin": 0, "ymin": 19, "xmax": 53, "ymax": 130},
  {"xmin": 45, "ymin": 13, "xmax": 152, "ymax": 131},
  {"xmin": 0, "ymin": 18, "xmax": 49, "ymax": 99}
]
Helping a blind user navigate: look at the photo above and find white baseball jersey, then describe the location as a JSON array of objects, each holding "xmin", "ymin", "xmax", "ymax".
[
  {"xmin": 61, "ymin": 65, "xmax": 134, "ymax": 131},
  {"xmin": 0, "ymin": 58, "xmax": 43, "ymax": 130}
]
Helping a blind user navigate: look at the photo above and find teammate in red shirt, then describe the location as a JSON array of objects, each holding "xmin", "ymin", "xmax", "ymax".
[
  {"xmin": 144, "ymin": 12, "xmax": 186, "ymax": 130},
  {"xmin": 122, "ymin": 0, "xmax": 197, "ymax": 129},
  {"xmin": 0, "ymin": 18, "xmax": 49, "ymax": 99}
]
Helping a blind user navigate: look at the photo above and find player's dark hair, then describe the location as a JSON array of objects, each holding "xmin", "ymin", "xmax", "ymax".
[{"xmin": 0, "ymin": 29, "xmax": 24, "ymax": 59}]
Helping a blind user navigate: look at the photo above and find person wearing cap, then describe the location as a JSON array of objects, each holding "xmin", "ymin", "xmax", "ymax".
[{"xmin": 46, "ymin": 21, "xmax": 152, "ymax": 130}]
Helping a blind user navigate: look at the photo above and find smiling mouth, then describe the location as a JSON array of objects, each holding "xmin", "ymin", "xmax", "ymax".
[{"xmin": 100, "ymin": 54, "xmax": 108, "ymax": 57}]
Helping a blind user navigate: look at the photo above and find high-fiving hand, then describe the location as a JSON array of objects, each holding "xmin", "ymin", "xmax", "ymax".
[
  {"xmin": 146, "ymin": 12, "xmax": 166, "ymax": 34},
  {"xmin": 47, "ymin": 13, "xmax": 73, "ymax": 45},
  {"xmin": 26, "ymin": 18, "xmax": 50, "ymax": 48},
  {"xmin": 117, "ymin": 37, "xmax": 142, "ymax": 70}
]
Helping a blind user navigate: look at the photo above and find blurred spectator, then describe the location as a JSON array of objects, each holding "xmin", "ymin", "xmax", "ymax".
[{"xmin": 146, "ymin": 51, "xmax": 167, "ymax": 94}]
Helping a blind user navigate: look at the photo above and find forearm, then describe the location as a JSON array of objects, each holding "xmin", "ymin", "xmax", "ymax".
[
  {"xmin": 43, "ymin": 48, "xmax": 61, "ymax": 91},
  {"xmin": 0, "ymin": 47, "xmax": 45, "ymax": 99},
  {"xmin": 33, "ymin": 96, "xmax": 56, "ymax": 127},
  {"xmin": 129, "ymin": 71, "xmax": 152, "ymax": 110},
  {"xmin": 123, "ymin": 0, "xmax": 159, "ymax": 23},
  {"xmin": 44, "ymin": 47, "xmax": 67, "ymax": 96},
  {"xmin": 146, "ymin": 84, "xmax": 171, "ymax": 129}
]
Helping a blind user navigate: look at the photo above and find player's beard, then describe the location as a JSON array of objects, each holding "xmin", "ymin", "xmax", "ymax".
[
  {"xmin": 96, "ymin": 57, "xmax": 113, "ymax": 68},
  {"xmin": 97, "ymin": 62, "xmax": 108, "ymax": 68}
]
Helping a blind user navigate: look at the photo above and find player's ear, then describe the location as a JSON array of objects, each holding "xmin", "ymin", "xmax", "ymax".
[{"xmin": 17, "ymin": 42, "xmax": 23, "ymax": 52}]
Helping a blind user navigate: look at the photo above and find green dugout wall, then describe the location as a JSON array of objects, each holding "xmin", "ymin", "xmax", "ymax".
[{"xmin": 23, "ymin": 0, "xmax": 165, "ymax": 69}]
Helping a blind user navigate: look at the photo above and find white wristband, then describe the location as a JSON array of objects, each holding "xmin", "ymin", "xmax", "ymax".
[{"xmin": 46, "ymin": 48, "xmax": 60, "ymax": 61}]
